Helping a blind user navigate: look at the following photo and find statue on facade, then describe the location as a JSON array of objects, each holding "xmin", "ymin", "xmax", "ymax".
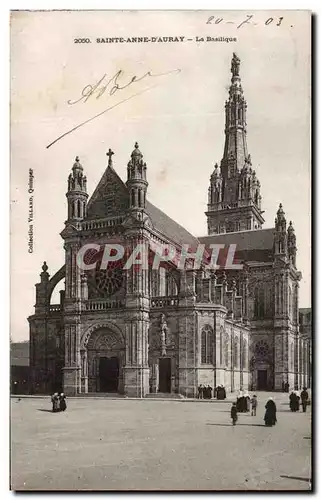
[
  {"xmin": 160, "ymin": 313, "xmax": 168, "ymax": 356},
  {"xmin": 231, "ymin": 53, "xmax": 241, "ymax": 77}
]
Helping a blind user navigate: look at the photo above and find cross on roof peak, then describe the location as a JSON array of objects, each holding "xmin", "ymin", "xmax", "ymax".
[{"xmin": 106, "ymin": 148, "xmax": 114, "ymax": 166}]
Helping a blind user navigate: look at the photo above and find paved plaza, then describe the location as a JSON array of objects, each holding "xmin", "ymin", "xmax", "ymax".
[{"xmin": 11, "ymin": 392, "xmax": 311, "ymax": 491}]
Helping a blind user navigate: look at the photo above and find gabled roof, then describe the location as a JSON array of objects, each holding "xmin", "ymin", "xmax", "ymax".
[
  {"xmin": 86, "ymin": 166, "xmax": 129, "ymax": 220},
  {"xmin": 85, "ymin": 164, "xmax": 199, "ymax": 247},
  {"xmin": 146, "ymin": 200, "xmax": 199, "ymax": 247}
]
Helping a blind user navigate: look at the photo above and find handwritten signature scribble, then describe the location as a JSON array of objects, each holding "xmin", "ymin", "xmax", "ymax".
[{"xmin": 46, "ymin": 68, "xmax": 181, "ymax": 149}]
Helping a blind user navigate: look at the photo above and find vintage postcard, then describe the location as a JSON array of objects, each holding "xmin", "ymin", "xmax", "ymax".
[{"xmin": 10, "ymin": 10, "xmax": 311, "ymax": 491}]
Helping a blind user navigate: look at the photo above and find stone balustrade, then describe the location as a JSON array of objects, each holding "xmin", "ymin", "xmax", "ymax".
[
  {"xmin": 150, "ymin": 296, "xmax": 179, "ymax": 308},
  {"xmin": 81, "ymin": 216, "xmax": 124, "ymax": 231},
  {"xmin": 85, "ymin": 299, "xmax": 125, "ymax": 311}
]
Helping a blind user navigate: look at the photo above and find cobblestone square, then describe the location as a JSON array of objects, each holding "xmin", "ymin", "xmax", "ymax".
[{"xmin": 11, "ymin": 392, "xmax": 311, "ymax": 491}]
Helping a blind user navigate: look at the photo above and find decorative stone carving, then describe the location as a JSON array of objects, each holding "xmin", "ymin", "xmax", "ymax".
[{"xmin": 160, "ymin": 313, "xmax": 168, "ymax": 356}]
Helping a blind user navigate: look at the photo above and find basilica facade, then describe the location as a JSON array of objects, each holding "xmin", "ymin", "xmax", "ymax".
[{"xmin": 28, "ymin": 54, "xmax": 310, "ymax": 397}]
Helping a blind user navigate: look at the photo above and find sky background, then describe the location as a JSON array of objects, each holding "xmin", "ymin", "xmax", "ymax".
[{"xmin": 10, "ymin": 10, "xmax": 311, "ymax": 341}]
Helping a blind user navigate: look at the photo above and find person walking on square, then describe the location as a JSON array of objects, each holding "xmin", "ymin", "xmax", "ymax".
[
  {"xmin": 244, "ymin": 392, "xmax": 251, "ymax": 412},
  {"xmin": 231, "ymin": 402, "xmax": 238, "ymax": 425},
  {"xmin": 59, "ymin": 393, "xmax": 67, "ymax": 412},
  {"xmin": 264, "ymin": 397, "xmax": 277, "ymax": 426},
  {"xmin": 198, "ymin": 384, "xmax": 203, "ymax": 399},
  {"xmin": 251, "ymin": 394, "xmax": 258, "ymax": 416},
  {"xmin": 51, "ymin": 392, "xmax": 59, "ymax": 413},
  {"xmin": 300, "ymin": 387, "xmax": 309, "ymax": 412}
]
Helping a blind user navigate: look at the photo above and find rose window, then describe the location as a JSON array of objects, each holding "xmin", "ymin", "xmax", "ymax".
[
  {"xmin": 255, "ymin": 340, "xmax": 269, "ymax": 358},
  {"xmin": 94, "ymin": 265, "xmax": 123, "ymax": 297}
]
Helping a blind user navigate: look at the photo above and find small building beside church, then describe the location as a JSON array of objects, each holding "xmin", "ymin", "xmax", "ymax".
[{"xmin": 28, "ymin": 54, "xmax": 310, "ymax": 397}]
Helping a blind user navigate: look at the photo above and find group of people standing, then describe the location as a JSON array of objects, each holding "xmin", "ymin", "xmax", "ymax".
[
  {"xmin": 235, "ymin": 391, "xmax": 258, "ymax": 415},
  {"xmin": 289, "ymin": 387, "xmax": 309, "ymax": 413},
  {"xmin": 231, "ymin": 394, "xmax": 276, "ymax": 426},
  {"xmin": 197, "ymin": 384, "xmax": 227, "ymax": 400},
  {"xmin": 51, "ymin": 392, "xmax": 67, "ymax": 413},
  {"xmin": 198, "ymin": 385, "xmax": 213, "ymax": 399}
]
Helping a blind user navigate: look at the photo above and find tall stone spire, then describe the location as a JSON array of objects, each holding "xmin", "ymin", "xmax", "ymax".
[
  {"xmin": 222, "ymin": 52, "xmax": 248, "ymax": 178},
  {"xmin": 206, "ymin": 54, "xmax": 265, "ymax": 235}
]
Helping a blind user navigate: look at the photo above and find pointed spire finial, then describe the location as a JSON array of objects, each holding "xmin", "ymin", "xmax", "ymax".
[
  {"xmin": 106, "ymin": 148, "xmax": 114, "ymax": 167},
  {"xmin": 42, "ymin": 261, "xmax": 48, "ymax": 273},
  {"xmin": 73, "ymin": 156, "xmax": 83, "ymax": 170},
  {"xmin": 131, "ymin": 142, "xmax": 143, "ymax": 158}
]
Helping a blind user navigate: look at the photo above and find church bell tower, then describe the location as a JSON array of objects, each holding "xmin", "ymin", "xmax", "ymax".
[{"xmin": 206, "ymin": 53, "xmax": 265, "ymax": 235}]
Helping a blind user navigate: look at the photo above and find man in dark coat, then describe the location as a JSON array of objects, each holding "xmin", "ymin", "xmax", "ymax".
[
  {"xmin": 300, "ymin": 388, "xmax": 309, "ymax": 412},
  {"xmin": 264, "ymin": 397, "xmax": 277, "ymax": 426}
]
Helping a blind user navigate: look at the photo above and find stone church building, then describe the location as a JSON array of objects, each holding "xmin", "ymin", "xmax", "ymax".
[{"xmin": 28, "ymin": 54, "xmax": 310, "ymax": 397}]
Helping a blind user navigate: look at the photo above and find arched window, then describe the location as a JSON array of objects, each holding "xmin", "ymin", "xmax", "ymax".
[
  {"xmin": 138, "ymin": 189, "xmax": 142, "ymax": 207},
  {"xmin": 220, "ymin": 327, "xmax": 224, "ymax": 365},
  {"xmin": 254, "ymin": 287, "xmax": 265, "ymax": 318},
  {"xmin": 242, "ymin": 339, "xmax": 248, "ymax": 370},
  {"xmin": 71, "ymin": 201, "xmax": 75, "ymax": 218},
  {"xmin": 150, "ymin": 269, "xmax": 159, "ymax": 297},
  {"xmin": 77, "ymin": 199, "xmax": 81, "ymax": 218},
  {"xmin": 131, "ymin": 189, "xmax": 135, "ymax": 206},
  {"xmin": 255, "ymin": 340, "xmax": 269, "ymax": 359},
  {"xmin": 165, "ymin": 271, "xmax": 178, "ymax": 296},
  {"xmin": 83, "ymin": 202, "xmax": 86, "ymax": 218},
  {"xmin": 233, "ymin": 338, "xmax": 239, "ymax": 368},
  {"xmin": 288, "ymin": 286, "xmax": 293, "ymax": 320},
  {"xmin": 201, "ymin": 325, "xmax": 214, "ymax": 364},
  {"xmin": 224, "ymin": 332, "xmax": 229, "ymax": 367},
  {"xmin": 289, "ymin": 342, "xmax": 294, "ymax": 370}
]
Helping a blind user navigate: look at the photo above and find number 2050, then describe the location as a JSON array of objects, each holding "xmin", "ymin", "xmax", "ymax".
[{"xmin": 74, "ymin": 38, "xmax": 91, "ymax": 43}]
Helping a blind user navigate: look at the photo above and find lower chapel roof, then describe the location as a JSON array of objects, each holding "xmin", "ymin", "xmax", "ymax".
[
  {"xmin": 145, "ymin": 205, "xmax": 275, "ymax": 261},
  {"xmin": 199, "ymin": 228, "xmax": 275, "ymax": 252}
]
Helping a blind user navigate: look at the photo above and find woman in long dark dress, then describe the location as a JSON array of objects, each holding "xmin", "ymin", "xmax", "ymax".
[
  {"xmin": 59, "ymin": 393, "xmax": 67, "ymax": 412},
  {"xmin": 264, "ymin": 397, "xmax": 277, "ymax": 426},
  {"xmin": 289, "ymin": 391, "xmax": 299, "ymax": 412}
]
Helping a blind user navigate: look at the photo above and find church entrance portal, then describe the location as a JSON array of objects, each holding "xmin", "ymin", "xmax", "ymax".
[
  {"xmin": 257, "ymin": 369, "xmax": 268, "ymax": 390},
  {"xmin": 99, "ymin": 357, "xmax": 119, "ymax": 392},
  {"xmin": 159, "ymin": 357, "xmax": 171, "ymax": 393},
  {"xmin": 85, "ymin": 326, "xmax": 124, "ymax": 394}
]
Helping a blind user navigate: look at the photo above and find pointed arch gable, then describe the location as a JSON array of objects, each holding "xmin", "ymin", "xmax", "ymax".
[{"xmin": 81, "ymin": 322, "xmax": 125, "ymax": 349}]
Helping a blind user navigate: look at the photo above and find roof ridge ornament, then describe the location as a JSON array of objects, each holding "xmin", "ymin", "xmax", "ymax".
[{"xmin": 106, "ymin": 148, "xmax": 114, "ymax": 168}]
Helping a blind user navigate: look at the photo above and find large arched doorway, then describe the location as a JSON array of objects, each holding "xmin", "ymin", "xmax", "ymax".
[{"xmin": 83, "ymin": 326, "xmax": 125, "ymax": 394}]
